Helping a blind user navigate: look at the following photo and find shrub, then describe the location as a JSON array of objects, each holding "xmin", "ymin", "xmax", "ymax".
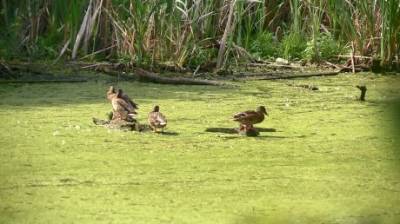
[
  {"xmin": 186, "ymin": 47, "xmax": 217, "ymax": 68},
  {"xmin": 280, "ymin": 32, "xmax": 307, "ymax": 60},
  {"xmin": 250, "ymin": 32, "xmax": 279, "ymax": 59},
  {"xmin": 303, "ymin": 34, "xmax": 347, "ymax": 62}
]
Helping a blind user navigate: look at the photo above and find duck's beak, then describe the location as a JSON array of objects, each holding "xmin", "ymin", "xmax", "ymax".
[{"xmin": 264, "ymin": 111, "xmax": 268, "ymax": 116}]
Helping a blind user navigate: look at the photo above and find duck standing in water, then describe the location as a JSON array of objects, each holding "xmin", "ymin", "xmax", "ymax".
[
  {"xmin": 233, "ymin": 106, "xmax": 268, "ymax": 132},
  {"xmin": 148, "ymin": 105, "xmax": 167, "ymax": 132}
]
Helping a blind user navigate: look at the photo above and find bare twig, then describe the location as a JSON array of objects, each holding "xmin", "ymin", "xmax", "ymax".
[{"xmin": 53, "ymin": 39, "xmax": 71, "ymax": 64}]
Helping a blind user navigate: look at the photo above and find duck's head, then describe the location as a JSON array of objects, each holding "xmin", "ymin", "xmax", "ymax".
[
  {"xmin": 108, "ymin": 86, "xmax": 116, "ymax": 93},
  {"xmin": 153, "ymin": 105, "xmax": 160, "ymax": 112},
  {"xmin": 257, "ymin": 106, "xmax": 268, "ymax": 116}
]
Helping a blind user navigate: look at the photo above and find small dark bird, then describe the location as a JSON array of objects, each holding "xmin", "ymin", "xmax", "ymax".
[
  {"xmin": 148, "ymin": 105, "xmax": 167, "ymax": 132},
  {"xmin": 233, "ymin": 106, "xmax": 268, "ymax": 131}
]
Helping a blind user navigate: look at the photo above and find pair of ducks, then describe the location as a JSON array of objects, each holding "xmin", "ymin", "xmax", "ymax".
[
  {"xmin": 107, "ymin": 86, "xmax": 268, "ymax": 133},
  {"xmin": 107, "ymin": 86, "xmax": 167, "ymax": 132}
]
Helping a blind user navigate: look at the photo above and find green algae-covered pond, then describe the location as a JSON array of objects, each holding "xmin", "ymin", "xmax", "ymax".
[{"xmin": 0, "ymin": 73, "xmax": 399, "ymax": 223}]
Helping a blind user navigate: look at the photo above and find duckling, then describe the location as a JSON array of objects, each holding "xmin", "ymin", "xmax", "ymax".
[
  {"xmin": 233, "ymin": 106, "xmax": 268, "ymax": 131},
  {"xmin": 148, "ymin": 105, "xmax": 167, "ymax": 132}
]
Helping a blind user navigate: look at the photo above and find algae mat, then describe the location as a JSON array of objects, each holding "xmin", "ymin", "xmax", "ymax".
[{"xmin": 0, "ymin": 73, "xmax": 399, "ymax": 223}]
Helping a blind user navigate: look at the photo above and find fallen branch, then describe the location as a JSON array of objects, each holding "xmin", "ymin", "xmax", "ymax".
[
  {"xmin": 73, "ymin": 60, "xmax": 227, "ymax": 85},
  {"xmin": 235, "ymin": 70, "xmax": 341, "ymax": 80},
  {"xmin": 5, "ymin": 63, "xmax": 53, "ymax": 76},
  {"xmin": 246, "ymin": 62, "xmax": 303, "ymax": 70},
  {"xmin": 337, "ymin": 55, "xmax": 373, "ymax": 59},
  {"xmin": 0, "ymin": 62, "xmax": 88, "ymax": 83},
  {"xmin": 92, "ymin": 117, "xmax": 144, "ymax": 131},
  {"xmin": 323, "ymin": 61, "xmax": 343, "ymax": 70},
  {"xmin": 0, "ymin": 79, "xmax": 87, "ymax": 84},
  {"xmin": 133, "ymin": 68, "xmax": 225, "ymax": 86}
]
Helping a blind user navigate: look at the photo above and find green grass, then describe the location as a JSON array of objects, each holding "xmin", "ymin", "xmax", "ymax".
[{"xmin": 0, "ymin": 74, "xmax": 399, "ymax": 223}]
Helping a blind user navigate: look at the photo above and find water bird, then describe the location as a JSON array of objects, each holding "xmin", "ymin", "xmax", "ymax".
[
  {"xmin": 107, "ymin": 86, "xmax": 138, "ymax": 121},
  {"xmin": 118, "ymin": 89, "xmax": 138, "ymax": 113},
  {"xmin": 148, "ymin": 105, "xmax": 167, "ymax": 132},
  {"xmin": 233, "ymin": 106, "xmax": 268, "ymax": 131}
]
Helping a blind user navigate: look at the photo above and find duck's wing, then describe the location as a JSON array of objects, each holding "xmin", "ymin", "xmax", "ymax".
[
  {"xmin": 148, "ymin": 112, "xmax": 158, "ymax": 125},
  {"xmin": 112, "ymin": 98, "xmax": 130, "ymax": 112},
  {"xmin": 156, "ymin": 112, "xmax": 167, "ymax": 125},
  {"xmin": 148, "ymin": 112, "xmax": 167, "ymax": 127},
  {"xmin": 119, "ymin": 91, "xmax": 138, "ymax": 110},
  {"xmin": 233, "ymin": 110, "xmax": 258, "ymax": 122}
]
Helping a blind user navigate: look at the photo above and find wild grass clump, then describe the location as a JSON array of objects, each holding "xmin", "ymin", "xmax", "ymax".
[
  {"xmin": 281, "ymin": 32, "xmax": 307, "ymax": 60},
  {"xmin": 250, "ymin": 32, "xmax": 280, "ymax": 59},
  {"xmin": 0, "ymin": 0, "xmax": 399, "ymax": 69},
  {"xmin": 303, "ymin": 34, "xmax": 348, "ymax": 62},
  {"xmin": 186, "ymin": 48, "xmax": 217, "ymax": 69}
]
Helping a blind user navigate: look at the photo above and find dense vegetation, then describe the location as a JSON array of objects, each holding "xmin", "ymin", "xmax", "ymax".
[{"xmin": 0, "ymin": 0, "xmax": 399, "ymax": 70}]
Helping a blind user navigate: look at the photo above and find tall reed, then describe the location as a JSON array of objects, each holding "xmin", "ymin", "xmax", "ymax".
[{"xmin": 0, "ymin": 0, "xmax": 398, "ymax": 69}]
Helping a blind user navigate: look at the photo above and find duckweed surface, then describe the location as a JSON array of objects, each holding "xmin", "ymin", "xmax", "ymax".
[{"xmin": 1, "ymin": 73, "xmax": 399, "ymax": 223}]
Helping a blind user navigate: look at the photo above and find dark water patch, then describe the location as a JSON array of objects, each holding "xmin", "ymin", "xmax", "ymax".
[
  {"xmin": 205, "ymin": 127, "xmax": 276, "ymax": 134},
  {"xmin": 154, "ymin": 131, "xmax": 179, "ymax": 136},
  {"xmin": 0, "ymin": 81, "xmax": 232, "ymax": 107}
]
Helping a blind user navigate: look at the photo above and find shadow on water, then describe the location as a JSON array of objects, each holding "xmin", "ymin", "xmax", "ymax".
[
  {"xmin": 233, "ymin": 211, "xmax": 385, "ymax": 224},
  {"xmin": 156, "ymin": 131, "xmax": 179, "ymax": 136},
  {"xmin": 207, "ymin": 127, "xmax": 309, "ymax": 139},
  {"xmin": 205, "ymin": 127, "xmax": 277, "ymax": 134}
]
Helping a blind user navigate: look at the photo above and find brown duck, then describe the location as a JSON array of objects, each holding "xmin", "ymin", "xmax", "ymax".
[
  {"xmin": 107, "ymin": 86, "xmax": 137, "ymax": 121},
  {"xmin": 118, "ymin": 89, "xmax": 138, "ymax": 113},
  {"xmin": 233, "ymin": 106, "xmax": 268, "ymax": 131},
  {"xmin": 107, "ymin": 86, "xmax": 138, "ymax": 121},
  {"xmin": 148, "ymin": 105, "xmax": 167, "ymax": 132}
]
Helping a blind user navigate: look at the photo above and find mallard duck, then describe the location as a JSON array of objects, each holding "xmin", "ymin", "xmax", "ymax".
[
  {"xmin": 118, "ymin": 89, "xmax": 138, "ymax": 113},
  {"xmin": 111, "ymin": 94, "xmax": 132, "ymax": 121},
  {"xmin": 233, "ymin": 106, "xmax": 268, "ymax": 131},
  {"xmin": 148, "ymin": 105, "xmax": 167, "ymax": 132},
  {"xmin": 106, "ymin": 86, "xmax": 138, "ymax": 121}
]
